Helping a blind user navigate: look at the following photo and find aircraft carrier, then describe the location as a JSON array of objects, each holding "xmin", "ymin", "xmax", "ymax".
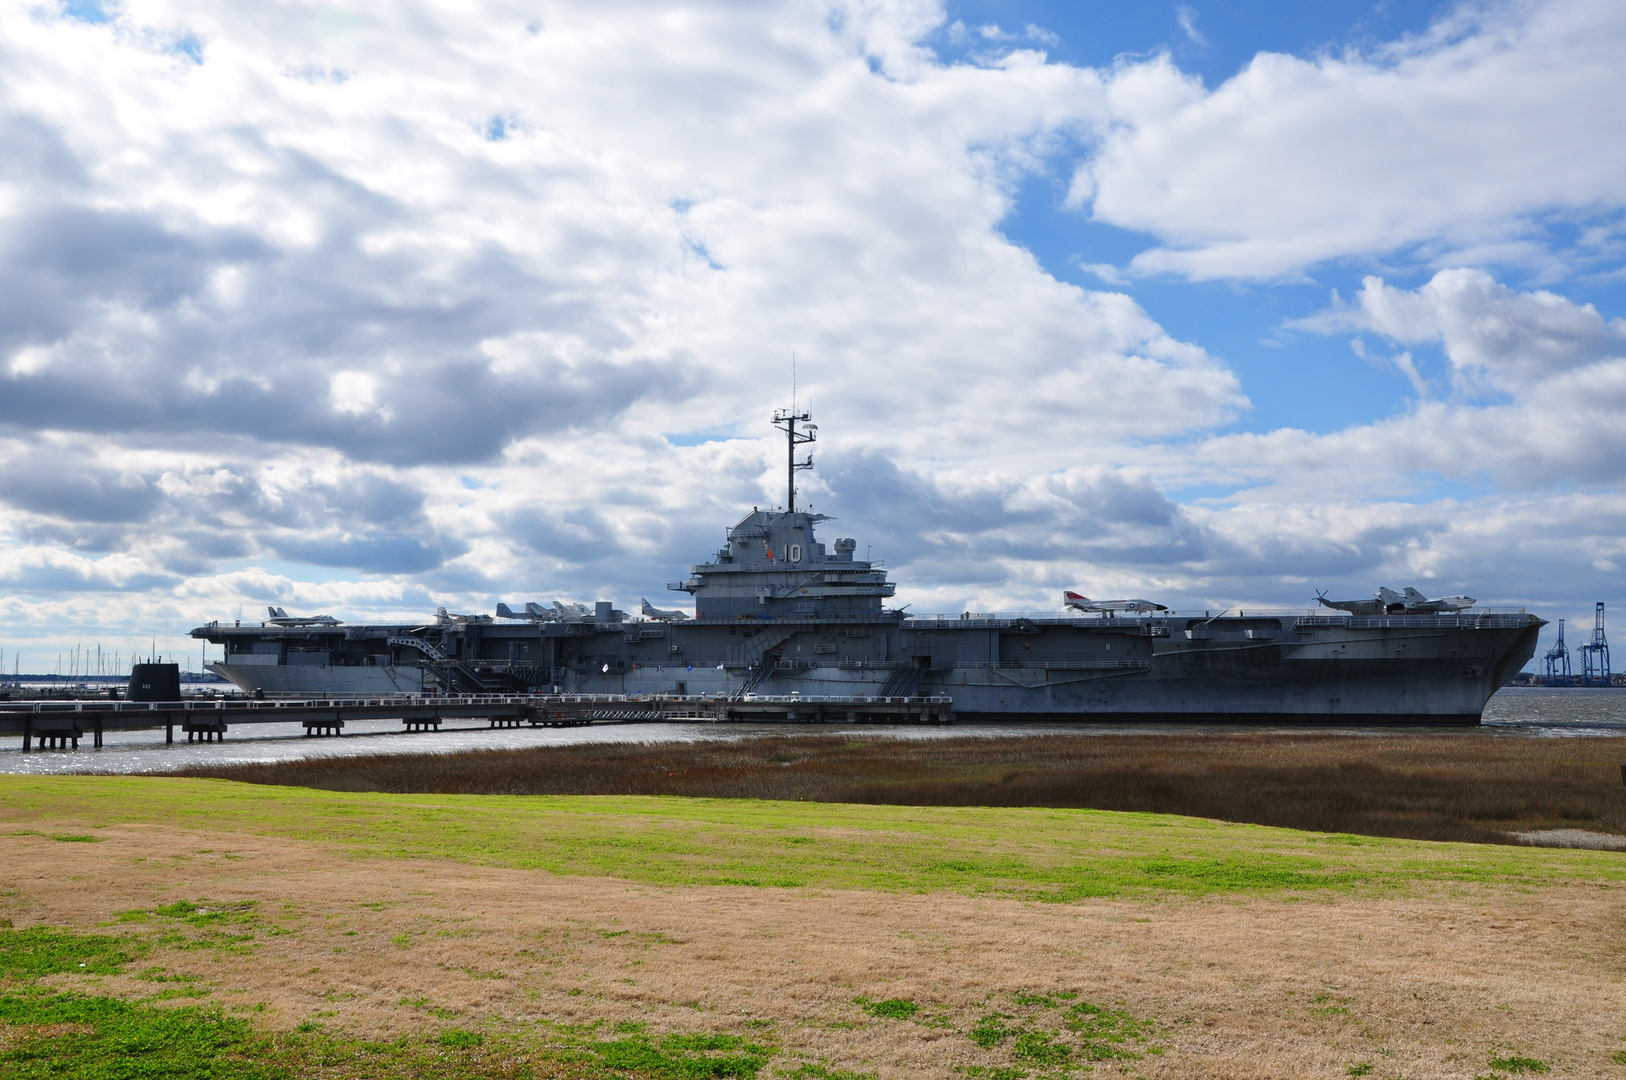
[{"xmin": 191, "ymin": 412, "xmax": 1542, "ymax": 723}]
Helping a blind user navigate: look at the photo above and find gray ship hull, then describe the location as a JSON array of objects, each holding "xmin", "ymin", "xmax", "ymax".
[
  {"xmin": 304, "ymin": 612, "xmax": 1527, "ymax": 724},
  {"xmin": 195, "ymin": 611, "xmax": 1539, "ymax": 723},
  {"xmin": 208, "ymin": 660, "xmax": 428, "ymax": 697}
]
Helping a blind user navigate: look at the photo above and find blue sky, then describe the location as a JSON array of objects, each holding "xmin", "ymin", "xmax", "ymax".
[
  {"xmin": 2, "ymin": 0, "xmax": 1625, "ymax": 667},
  {"xmin": 958, "ymin": 0, "xmax": 1626, "ymax": 436}
]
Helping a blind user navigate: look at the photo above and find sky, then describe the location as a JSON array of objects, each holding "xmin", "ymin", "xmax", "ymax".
[{"xmin": 3, "ymin": 0, "xmax": 1625, "ymax": 671}]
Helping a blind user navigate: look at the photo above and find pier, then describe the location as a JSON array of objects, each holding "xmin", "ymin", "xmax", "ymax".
[{"xmin": 0, "ymin": 693, "xmax": 955, "ymax": 750}]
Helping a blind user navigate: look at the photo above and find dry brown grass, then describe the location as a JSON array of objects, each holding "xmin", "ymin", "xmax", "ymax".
[
  {"xmin": 178, "ymin": 731, "xmax": 1626, "ymax": 843},
  {"xmin": 3, "ymin": 821, "xmax": 1625, "ymax": 1078}
]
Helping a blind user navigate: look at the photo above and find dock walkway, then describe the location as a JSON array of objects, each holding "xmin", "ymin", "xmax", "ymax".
[{"xmin": 0, "ymin": 693, "xmax": 954, "ymax": 750}]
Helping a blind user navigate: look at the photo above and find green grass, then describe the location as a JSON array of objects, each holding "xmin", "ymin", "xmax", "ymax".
[
  {"xmin": 854, "ymin": 997, "xmax": 918, "ymax": 1020},
  {"xmin": 567, "ymin": 1030, "xmax": 773, "ymax": 1078},
  {"xmin": 0, "ymin": 926, "xmax": 277, "ymax": 1080},
  {"xmin": 0, "ymin": 927, "xmax": 144, "ymax": 979},
  {"xmin": 1065, "ymin": 1001, "xmax": 1156, "ymax": 1060},
  {"xmin": 0, "ymin": 922, "xmax": 780, "ymax": 1080},
  {"xmin": 776, "ymin": 1065, "xmax": 876, "ymax": 1080},
  {"xmin": 3, "ymin": 775, "xmax": 1623, "ymax": 900},
  {"xmin": 0, "ymin": 993, "xmax": 281, "ymax": 1080}
]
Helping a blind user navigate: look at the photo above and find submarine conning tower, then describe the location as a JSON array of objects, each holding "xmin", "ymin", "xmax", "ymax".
[{"xmin": 669, "ymin": 509, "xmax": 897, "ymax": 620}]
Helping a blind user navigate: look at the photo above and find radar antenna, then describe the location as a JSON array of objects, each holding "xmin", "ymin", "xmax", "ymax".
[{"xmin": 771, "ymin": 406, "xmax": 816, "ymax": 513}]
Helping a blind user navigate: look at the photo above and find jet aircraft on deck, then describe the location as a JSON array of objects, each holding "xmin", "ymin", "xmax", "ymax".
[
  {"xmin": 1316, "ymin": 588, "xmax": 1475, "ymax": 615},
  {"xmin": 1382, "ymin": 587, "xmax": 1476, "ymax": 613},
  {"xmin": 1062, "ymin": 591, "xmax": 1168, "ymax": 614},
  {"xmin": 265, "ymin": 606, "xmax": 341, "ymax": 626},
  {"xmin": 641, "ymin": 598, "xmax": 691, "ymax": 621}
]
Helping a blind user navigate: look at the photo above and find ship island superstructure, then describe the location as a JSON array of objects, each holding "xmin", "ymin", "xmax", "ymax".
[{"xmin": 192, "ymin": 412, "xmax": 1542, "ymax": 723}]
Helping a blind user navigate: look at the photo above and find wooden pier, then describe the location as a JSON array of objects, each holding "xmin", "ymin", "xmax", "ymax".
[{"xmin": 0, "ymin": 693, "xmax": 954, "ymax": 750}]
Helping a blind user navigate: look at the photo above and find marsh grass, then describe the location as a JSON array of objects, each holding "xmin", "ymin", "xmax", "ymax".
[{"xmin": 175, "ymin": 731, "xmax": 1626, "ymax": 844}]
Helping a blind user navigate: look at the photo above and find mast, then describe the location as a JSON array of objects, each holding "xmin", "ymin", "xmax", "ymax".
[{"xmin": 771, "ymin": 407, "xmax": 816, "ymax": 512}]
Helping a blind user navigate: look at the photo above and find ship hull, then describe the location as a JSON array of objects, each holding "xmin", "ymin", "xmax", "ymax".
[
  {"xmin": 209, "ymin": 612, "xmax": 1529, "ymax": 724},
  {"xmin": 208, "ymin": 661, "xmax": 428, "ymax": 697}
]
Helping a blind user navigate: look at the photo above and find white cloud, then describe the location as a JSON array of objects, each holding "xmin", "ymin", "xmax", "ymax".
[
  {"xmin": 1302, "ymin": 268, "xmax": 1626, "ymax": 393},
  {"xmin": 0, "ymin": 0, "xmax": 1247, "ymax": 643},
  {"xmin": 1175, "ymin": 6, "xmax": 1205, "ymax": 47},
  {"xmin": 1073, "ymin": 0, "xmax": 1626, "ymax": 279},
  {"xmin": 0, "ymin": 0, "xmax": 1620, "ymax": 660},
  {"xmin": 1179, "ymin": 270, "xmax": 1626, "ymax": 501}
]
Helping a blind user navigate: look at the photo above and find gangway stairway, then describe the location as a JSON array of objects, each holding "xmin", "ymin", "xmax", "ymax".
[
  {"xmin": 729, "ymin": 658, "xmax": 779, "ymax": 701},
  {"xmin": 389, "ymin": 635, "xmax": 504, "ymax": 694},
  {"xmin": 727, "ymin": 626, "xmax": 795, "ymax": 668},
  {"xmin": 877, "ymin": 661, "xmax": 926, "ymax": 699}
]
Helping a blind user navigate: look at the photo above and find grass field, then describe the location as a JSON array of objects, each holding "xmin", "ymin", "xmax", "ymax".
[
  {"xmin": 176, "ymin": 731, "xmax": 1626, "ymax": 844},
  {"xmin": 4, "ymin": 772, "xmax": 1626, "ymax": 898},
  {"xmin": 3, "ymin": 774, "xmax": 1625, "ymax": 1078}
]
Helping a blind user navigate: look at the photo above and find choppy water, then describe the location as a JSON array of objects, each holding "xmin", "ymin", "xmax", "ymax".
[{"xmin": 1, "ymin": 685, "xmax": 1621, "ymax": 776}]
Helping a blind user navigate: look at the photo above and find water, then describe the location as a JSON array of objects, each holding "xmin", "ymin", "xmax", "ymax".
[
  {"xmin": 2, "ymin": 686, "xmax": 1621, "ymax": 776},
  {"xmin": 1480, "ymin": 686, "xmax": 1626, "ymax": 730}
]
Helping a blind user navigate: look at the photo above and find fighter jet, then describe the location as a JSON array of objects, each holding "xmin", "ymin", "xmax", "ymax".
[
  {"xmin": 641, "ymin": 598, "xmax": 691, "ymax": 622},
  {"xmin": 496, "ymin": 602, "xmax": 558, "ymax": 621},
  {"xmin": 435, "ymin": 607, "xmax": 492, "ymax": 625},
  {"xmin": 1381, "ymin": 587, "xmax": 1475, "ymax": 614},
  {"xmin": 1063, "ymin": 591, "xmax": 1168, "ymax": 614},
  {"xmin": 265, "ymin": 606, "xmax": 341, "ymax": 626},
  {"xmin": 1314, "ymin": 591, "xmax": 1385, "ymax": 616},
  {"xmin": 552, "ymin": 601, "xmax": 593, "ymax": 622}
]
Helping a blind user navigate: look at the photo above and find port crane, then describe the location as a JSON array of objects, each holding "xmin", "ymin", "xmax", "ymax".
[
  {"xmin": 1578, "ymin": 602, "xmax": 1611, "ymax": 686},
  {"xmin": 1543, "ymin": 619, "xmax": 1571, "ymax": 684}
]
